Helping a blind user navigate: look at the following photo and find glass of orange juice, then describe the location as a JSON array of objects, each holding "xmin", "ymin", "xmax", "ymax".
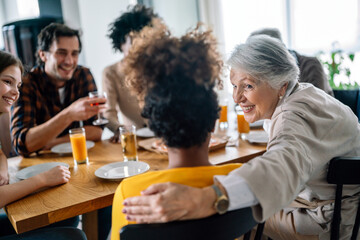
[
  {"xmin": 69, "ymin": 128, "xmax": 88, "ymax": 165},
  {"xmin": 235, "ymin": 105, "xmax": 250, "ymax": 136},
  {"xmin": 219, "ymin": 99, "xmax": 228, "ymax": 129}
]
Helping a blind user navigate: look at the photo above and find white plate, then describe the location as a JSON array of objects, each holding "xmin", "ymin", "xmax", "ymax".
[
  {"xmin": 136, "ymin": 127, "xmax": 155, "ymax": 138},
  {"xmin": 250, "ymin": 120, "xmax": 264, "ymax": 128},
  {"xmin": 95, "ymin": 161, "xmax": 150, "ymax": 180},
  {"xmin": 246, "ymin": 131, "xmax": 269, "ymax": 145},
  {"xmin": 16, "ymin": 162, "xmax": 69, "ymax": 180},
  {"xmin": 51, "ymin": 141, "xmax": 95, "ymax": 154}
]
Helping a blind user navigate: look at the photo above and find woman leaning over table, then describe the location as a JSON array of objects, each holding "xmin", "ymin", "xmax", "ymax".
[
  {"xmin": 0, "ymin": 50, "xmax": 86, "ymax": 240},
  {"xmin": 122, "ymin": 35, "xmax": 360, "ymax": 240}
]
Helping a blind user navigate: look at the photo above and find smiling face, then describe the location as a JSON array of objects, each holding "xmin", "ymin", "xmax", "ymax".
[
  {"xmin": 230, "ymin": 68, "xmax": 286, "ymax": 123},
  {"xmin": 39, "ymin": 36, "xmax": 80, "ymax": 87},
  {"xmin": 0, "ymin": 65, "xmax": 22, "ymax": 113}
]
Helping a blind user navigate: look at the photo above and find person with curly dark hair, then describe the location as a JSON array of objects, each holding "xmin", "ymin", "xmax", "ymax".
[
  {"xmin": 110, "ymin": 27, "xmax": 243, "ymax": 240},
  {"xmin": 103, "ymin": 4, "xmax": 161, "ymax": 142}
]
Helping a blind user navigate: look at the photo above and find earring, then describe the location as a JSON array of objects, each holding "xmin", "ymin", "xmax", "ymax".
[{"xmin": 279, "ymin": 96, "xmax": 283, "ymax": 100}]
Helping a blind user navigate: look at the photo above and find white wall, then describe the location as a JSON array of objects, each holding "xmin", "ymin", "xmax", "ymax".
[
  {"xmin": 61, "ymin": 0, "xmax": 132, "ymax": 92},
  {"xmin": 0, "ymin": 1, "xmax": 5, "ymax": 49},
  {"xmin": 151, "ymin": 0, "xmax": 198, "ymax": 36},
  {"xmin": 78, "ymin": 0, "xmax": 133, "ymax": 92}
]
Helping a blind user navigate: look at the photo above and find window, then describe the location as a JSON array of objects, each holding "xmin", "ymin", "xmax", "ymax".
[
  {"xmin": 16, "ymin": 0, "xmax": 39, "ymax": 18},
  {"xmin": 221, "ymin": 0, "xmax": 359, "ymax": 55},
  {"xmin": 220, "ymin": 0, "xmax": 360, "ymax": 88},
  {"xmin": 221, "ymin": 0, "xmax": 285, "ymax": 58},
  {"xmin": 291, "ymin": 0, "xmax": 358, "ymax": 54}
]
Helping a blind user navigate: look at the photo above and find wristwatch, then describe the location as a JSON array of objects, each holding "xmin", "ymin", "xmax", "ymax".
[{"xmin": 211, "ymin": 184, "xmax": 229, "ymax": 215}]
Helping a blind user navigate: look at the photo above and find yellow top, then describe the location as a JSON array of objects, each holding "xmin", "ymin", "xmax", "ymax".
[{"xmin": 111, "ymin": 163, "xmax": 242, "ymax": 240}]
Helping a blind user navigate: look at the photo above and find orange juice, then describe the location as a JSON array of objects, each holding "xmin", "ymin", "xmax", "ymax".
[
  {"xmin": 69, "ymin": 129, "xmax": 88, "ymax": 164},
  {"xmin": 237, "ymin": 114, "xmax": 250, "ymax": 133},
  {"xmin": 219, "ymin": 105, "xmax": 228, "ymax": 123}
]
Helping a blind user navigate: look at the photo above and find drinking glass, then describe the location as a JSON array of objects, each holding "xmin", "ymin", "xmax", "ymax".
[
  {"xmin": 119, "ymin": 125, "xmax": 138, "ymax": 161},
  {"xmin": 69, "ymin": 128, "xmax": 89, "ymax": 165},
  {"xmin": 89, "ymin": 91, "xmax": 109, "ymax": 125},
  {"xmin": 235, "ymin": 105, "xmax": 250, "ymax": 138},
  {"xmin": 219, "ymin": 99, "xmax": 228, "ymax": 129}
]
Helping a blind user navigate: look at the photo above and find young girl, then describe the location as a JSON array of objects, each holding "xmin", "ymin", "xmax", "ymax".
[{"xmin": 0, "ymin": 51, "xmax": 85, "ymax": 240}]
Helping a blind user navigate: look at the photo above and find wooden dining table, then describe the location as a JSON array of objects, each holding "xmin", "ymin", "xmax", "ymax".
[{"xmin": 5, "ymin": 123, "xmax": 266, "ymax": 240}]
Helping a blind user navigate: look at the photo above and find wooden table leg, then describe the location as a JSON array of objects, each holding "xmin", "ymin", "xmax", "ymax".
[{"xmin": 82, "ymin": 210, "xmax": 98, "ymax": 240}]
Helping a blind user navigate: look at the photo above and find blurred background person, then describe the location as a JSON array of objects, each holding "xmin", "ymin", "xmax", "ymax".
[
  {"xmin": 104, "ymin": 4, "xmax": 161, "ymax": 142},
  {"xmin": 249, "ymin": 28, "xmax": 334, "ymax": 96}
]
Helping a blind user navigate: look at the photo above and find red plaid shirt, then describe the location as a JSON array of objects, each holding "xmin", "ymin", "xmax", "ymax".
[{"xmin": 11, "ymin": 65, "xmax": 98, "ymax": 156}]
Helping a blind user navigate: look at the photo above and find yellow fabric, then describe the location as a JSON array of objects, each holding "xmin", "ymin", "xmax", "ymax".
[{"xmin": 111, "ymin": 163, "xmax": 242, "ymax": 240}]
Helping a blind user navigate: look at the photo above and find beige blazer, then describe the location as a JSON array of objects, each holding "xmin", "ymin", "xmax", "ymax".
[{"xmin": 102, "ymin": 61, "xmax": 147, "ymax": 132}]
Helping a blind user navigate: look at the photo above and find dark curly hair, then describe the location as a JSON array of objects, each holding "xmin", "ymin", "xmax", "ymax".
[
  {"xmin": 107, "ymin": 4, "xmax": 158, "ymax": 52},
  {"xmin": 35, "ymin": 23, "xmax": 82, "ymax": 66},
  {"xmin": 124, "ymin": 26, "xmax": 223, "ymax": 148}
]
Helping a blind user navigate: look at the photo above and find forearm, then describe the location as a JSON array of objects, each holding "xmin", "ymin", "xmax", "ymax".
[
  {"xmin": 104, "ymin": 112, "xmax": 121, "ymax": 133},
  {"xmin": 25, "ymin": 110, "xmax": 73, "ymax": 152},
  {"xmin": 83, "ymin": 125, "xmax": 103, "ymax": 141},
  {"xmin": 0, "ymin": 175, "xmax": 45, "ymax": 208},
  {"xmin": 0, "ymin": 151, "xmax": 8, "ymax": 172},
  {"xmin": 215, "ymin": 174, "xmax": 258, "ymax": 211},
  {"xmin": 196, "ymin": 186, "xmax": 217, "ymax": 218},
  {"xmin": 0, "ymin": 151, "xmax": 9, "ymax": 185}
]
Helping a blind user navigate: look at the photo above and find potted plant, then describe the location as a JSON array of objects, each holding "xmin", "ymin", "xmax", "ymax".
[{"xmin": 318, "ymin": 46, "xmax": 359, "ymax": 118}]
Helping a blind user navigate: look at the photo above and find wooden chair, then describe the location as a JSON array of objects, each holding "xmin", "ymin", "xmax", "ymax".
[
  {"xmin": 327, "ymin": 156, "xmax": 360, "ymax": 240},
  {"xmin": 120, "ymin": 207, "xmax": 264, "ymax": 240}
]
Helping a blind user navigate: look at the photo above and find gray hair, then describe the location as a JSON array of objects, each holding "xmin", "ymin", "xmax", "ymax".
[
  {"xmin": 249, "ymin": 28, "xmax": 282, "ymax": 41},
  {"xmin": 227, "ymin": 35, "xmax": 299, "ymax": 95}
]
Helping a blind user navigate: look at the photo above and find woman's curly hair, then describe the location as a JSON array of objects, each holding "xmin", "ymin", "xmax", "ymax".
[
  {"xmin": 107, "ymin": 4, "xmax": 158, "ymax": 52},
  {"xmin": 123, "ymin": 26, "xmax": 224, "ymax": 148}
]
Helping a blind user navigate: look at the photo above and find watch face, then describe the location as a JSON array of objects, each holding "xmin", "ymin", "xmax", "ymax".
[{"xmin": 217, "ymin": 198, "xmax": 229, "ymax": 214}]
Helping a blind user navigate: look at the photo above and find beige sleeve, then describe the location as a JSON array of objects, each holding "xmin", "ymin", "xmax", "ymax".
[{"xmin": 102, "ymin": 67, "xmax": 122, "ymax": 133}]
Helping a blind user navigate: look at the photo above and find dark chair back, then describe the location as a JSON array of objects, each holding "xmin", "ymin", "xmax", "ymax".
[
  {"xmin": 327, "ymin": 157, "xmax": 360, "ymax": 240},
  {"xmin": 120, "ymin": 207, "xmax": 260, "ymax": 240},
  {"xmin": 333, "ymin": 89, "xmax": 360, "ymax": 119}
]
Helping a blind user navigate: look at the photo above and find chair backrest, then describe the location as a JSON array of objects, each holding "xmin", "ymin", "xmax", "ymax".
[
  {"xmin": 327, "ymin": 157, "xmax": 360, "ymax": 240},
  {"xmin": 333, "ymin": 89, "xmax": 360, "ymax": 119},
  {"xmin": 120, "ymin": 207, "xmax": 259, "ymax": 240}
]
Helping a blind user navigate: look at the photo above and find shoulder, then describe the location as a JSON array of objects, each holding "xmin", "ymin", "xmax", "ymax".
[
  {"xmin": 72, "ymin": 66, "xmax": 95, "ymax": 83},
  {"xmin": 23, "ymin": 66, "xmax": 42, "ymax": 82},
  {"xmin": 272, "ymin": 83, "xmax": 356, "ymax": 135},
  {"xmin": 295, "ymin": 52, "xmax": 323, "ymax": 70},
  {"xmin": 102, "ymin": 61, "xmax": 124, "ymax": 84},
  {"xmin": 75, "ymin": 65, "xmax": 91, "ymax": 74},
  {"xmin": 103, "ymin": 62, "xmax": 123, "ymax": 77}
]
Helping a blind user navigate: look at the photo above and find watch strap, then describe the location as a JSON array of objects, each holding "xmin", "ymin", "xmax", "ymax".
[{"xmin": 212, "ymin": 184, "xmax": 223, "ymax": 198}]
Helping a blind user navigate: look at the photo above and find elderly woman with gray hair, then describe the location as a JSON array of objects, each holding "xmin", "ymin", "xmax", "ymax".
[{"xmin": 121, "ymin": 35, "xmax": 360, "ymax": 240}]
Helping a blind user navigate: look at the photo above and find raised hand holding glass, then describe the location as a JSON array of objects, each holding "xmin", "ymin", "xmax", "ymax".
[{"xmin": 88, "ymin": 91, "xmax": 109, "ymax": 125}]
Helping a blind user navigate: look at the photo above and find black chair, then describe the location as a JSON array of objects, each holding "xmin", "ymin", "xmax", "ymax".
[
  {"xmin": 120, "ymin": 207, "xmax": 264, "ymax": 240},
  {"xmin": 333, "ymin": 89, "xmax": 360, "ymax": 120},
  {"xmin": 327, "ymin": 157, "xmax": 360, "ymax": 240}
]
